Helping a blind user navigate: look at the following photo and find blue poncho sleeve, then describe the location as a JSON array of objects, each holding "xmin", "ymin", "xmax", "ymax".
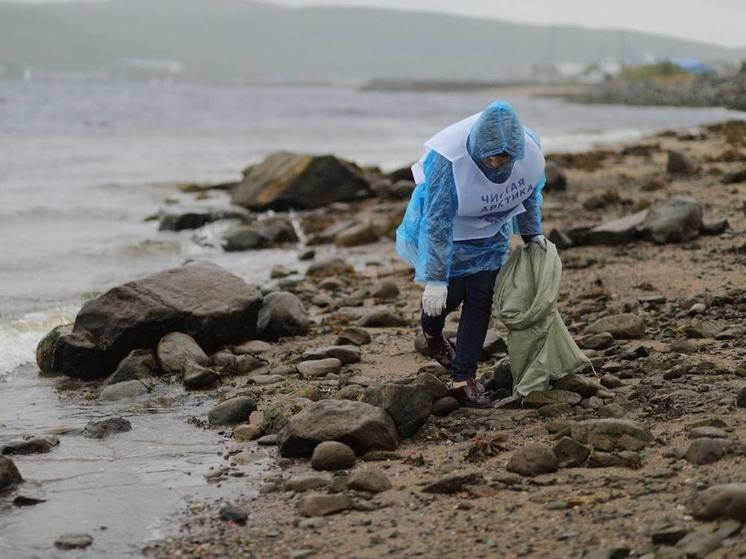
[
  {"xmin": 514, "ymin": 127, "xmax": 545, "ymax": 236},
  {"xmin": 394, "ymin": 150, "xmax": 458, "ymax": 285}
]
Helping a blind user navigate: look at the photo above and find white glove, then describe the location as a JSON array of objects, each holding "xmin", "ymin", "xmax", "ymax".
[
  {"xmin": 422, "ymin": 283, "xmax": 448, "ymax": 317},
  {"xmin": 527, "ymin": 234, "xmax": 547, "ymax": 251}
]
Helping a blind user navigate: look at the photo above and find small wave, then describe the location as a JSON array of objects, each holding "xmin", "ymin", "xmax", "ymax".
[{"xmin": 0, "ymin": 306, "xmax": 77, "ymax": 376}]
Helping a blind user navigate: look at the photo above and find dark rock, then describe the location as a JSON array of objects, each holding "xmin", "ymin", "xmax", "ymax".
[
  {"xmin": 335, "ymin": 222, "xmax": 379, "ymax": 247},
  {"xmin": 553, "ymin": 374, "xmax": 602, "ymax": 398},
  {"xmin": 506, "ymin": 444, "xmax": 559, "ymax": 477},
  {"xmin": 685, "ymin": 438, "xmax": 726, "ymax": 465},
  {"xmin": 582, "ymin": 332, "xmax": 616, "ymax": 350},
  {"xmin": 586, "ymin": 314, "xmax": 644, "ymax": 339},
  {"xmin": 208, "ymin": 397, "xmax": 257, "ymax": 426},
  {"xmin": 543, "ymin": 161, "xmax": 567, "ymax": 192},
  {"xmin": 600, "ymin": 374, "xmax": 623, "ymax": 389},
  {"xmin": 210, "ymin": 351, "xmax": 265, "ymax": 375},
  {"xmin": 360, "ymin": 383, "xmax": 432, "ymax": 438},
  {"xmin": 643, "ymin": 196, "xmax": 703, "ymax": 244},
  {"xmin": 311, "ymin": 441, "xmax": 356, "ymax": 471},
  {"xmin": 231, "ymin": 152, "xmax": 372, "ymax": 211},
  {"xmin": 82, "ymin": 417, "xmax": 132, "ymax": 439},
  {"xmin": 300, "ymin": 345, "xmax": 360, "ymax": 365},
  {"xmin": 298, "ymin": 248, "xmax": 316, "ymax": 261},
  {"xmin": 586, "ymin": 211, "xmax": 647, "ymax": 246},
  {"xmin": 667, "ymin": 150, "xmax": 695, "ymax": 175},
  {"xmin": 258, "ymin": 215, "xmax": 299, "ymax": 245},
  {"xmin": 0, "ymin": 456, "xmax": 23, "ymax": 490},
  {"xmin": 306, "ymin": 257, "xmax": 354, "ymax": 278},
  {"xmin": 548, "ymin": 228, "xmax": 573, "ymax": 249},
  {"xmin": 159, "ymin": 208, "xmax": 246, "ymax": 232},
  {"xmin": 356, "ymin": 310, "xmax": 408, "ymax": 328},
  {"xmin": 182, "ymin": 363, "xmax": 220, "ymax": 389},
  {"xmin": 736, "ymin": 386, "xmax": 746, "ymax": 408},
  {"xmin": 371, "ymin": 281, "xmax": 400, "ymax": 301},
  {"xmin": 552, "ymin": 437, "xmax": 590, "ymax": 468},
  {"xmin": 335, "ymin": 327, "xmax": 371, "ymax": 346},
  {"xmin": 54, "ymin": 533, "xmax": 93, "ymax": 550},
  {"xmin": 431, "ymin": 396, "xmax": 459, "ymax": 417},
  {"xmin": 722, "ymin": 169, "xmax": 746, "ymax": 184},
  {"xmin": 35, "ymin": 323, "xmax": 73, "ymax": 377},
  {"xmin": 296, "ymin": 493, "xmax": 352, "ymax": 517},
  {"xmin": 691, "ymin": 483, "xmax": 746, "ymax": 522},
  {"xmin": 157, "ymin": 332, "xmax": 208, "ymax": 377},
  {"xmin": 37, "ymin": 261, "xmax": 262, "ymax": 379},
  {"xmin": 99, "ymin": 379, "xmax": 148, "ymax": 400},
  {"xmin": 348, "ymin": 468, "xmax": 392, "ymax": 493},
  {"xmin": 256, "ymin": 291, "xmax": 310, "ymax": 341},
  {"xmin": 421, "ymin": 472, "xmax": 484, "ymax": 494},
  {"xmin": 701, "ymin": 218, "xmax": 729, "ymax": 236},
  {"xmin": 651, "ymin": 525, "xmax": 689, "ymax": 545},
  {"xmin": 257, "ymin": 434, "xmax": 278, "ymax": 446},
  {"xmin": 223, "ymin": 225, "xmax": 262, "ymax": 251},
  {"xmin": 278, "ymin": 400, "xmax": 398, "ymax": 457},
  {"xmin": 2, "ymin": 436, "xmax": 59, "ymax": 456},
  {"xmin": 413, "ymin": 373, "xmax": 449, "ymax": 402},
  {"xmin": 335, "ymin": 385, "xmax": 364, "ymax": 400},
  {"xmin": 588, "ymin": 450, "xmax": 642, "ymax": 469},
  {"xmin": 104, "ymin": 349, "xmax": 158, "ymax": 386},
  {"xmin": 481, "ymin": 331, "xmax": 507, "ymax": 359},
  {"xmin": 219, "ymin": 504, "xmax": 248, "ymax": 524}
]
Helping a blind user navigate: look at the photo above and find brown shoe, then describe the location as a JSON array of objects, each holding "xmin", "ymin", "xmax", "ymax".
[
  {"xmin": 448, "ymin": 378, "xmax": 492, "ymax": 409},
  {"xmin": 423, "ymin": 331, "xmax": 455, "ymax": 369}
]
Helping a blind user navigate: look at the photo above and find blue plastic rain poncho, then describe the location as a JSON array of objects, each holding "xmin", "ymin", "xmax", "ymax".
[{"xmin": 396, "ymin": 101, "xmax": 546, "ymax": 284}]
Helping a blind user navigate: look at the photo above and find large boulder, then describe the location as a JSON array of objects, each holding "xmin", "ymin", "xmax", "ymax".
[
  {"xmin": 231, "ymin": 152, "xmax": 372, "ymax": 211},
  {"xmin": 278, "ymin": 400, "xmax": 398, "ymax": 457},
  {"xmin": 642, "ymin": 196, "xmax": 703, "ymax": 244},
  {"xmin": 36, "ymin": 262, "xmax": 263, "ymax": 380},
  {"xmin": 256, "ymin": 292, "xmax": 311, "ymax": 341},
  {"xmin": 360, "ymin": 383, "xmax": 432, "ymax": 438}
]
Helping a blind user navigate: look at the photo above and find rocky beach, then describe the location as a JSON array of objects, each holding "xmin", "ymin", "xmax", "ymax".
[{"xmin": 2, "ymin": 116, "xmax": 744, "ymax": 559}]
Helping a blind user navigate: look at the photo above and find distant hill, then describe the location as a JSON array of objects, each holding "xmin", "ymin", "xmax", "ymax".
[{"xmin": 0, "ymin": 0, "xmax": 743, "ymax": 82}]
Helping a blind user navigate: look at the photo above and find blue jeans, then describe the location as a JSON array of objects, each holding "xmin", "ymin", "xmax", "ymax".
[{"xmin": 421, "ymin": 269, "xmax": 499, "ymax": 381}]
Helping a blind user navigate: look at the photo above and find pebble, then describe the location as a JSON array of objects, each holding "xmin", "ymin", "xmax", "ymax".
[
  {"xmin": 506, "ymin": 444, "xmax": 559, "ymax": 476},
  {"xmin": 297, "ymin": 358, "xmax": 342, "ymax": 379},
  {"xmin": 82, "ymin": 417, "xmax": 132, "ymax": 439},
  {"xmin": 335, "ymin": 327, "xmax": 372, "ymax": 346},
  {"xmin": 347, "ymin": 468, "xmax": 392, "ymax": 493}
]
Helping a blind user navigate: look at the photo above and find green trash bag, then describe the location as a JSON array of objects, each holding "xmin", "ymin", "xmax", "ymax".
[{"xmin": 493, "ymin": 241, "xmax": 591, "ymax": 396}]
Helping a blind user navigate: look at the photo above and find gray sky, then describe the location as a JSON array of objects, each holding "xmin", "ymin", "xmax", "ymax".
[
  {"xmin": 12, "ymin": 0, "xmax": 746, "ymax": 48},
  {"xmin": 275, "ymin": 0, "xmax": 746, "ymax": 48}
]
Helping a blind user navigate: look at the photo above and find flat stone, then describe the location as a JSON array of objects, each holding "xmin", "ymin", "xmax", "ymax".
[
  {"xmin": 691, "ymin": 484, "xmax": 746, "ymax": 521},
  {"xmin": 297, "ymin": 493, "xmax": 352, "ymax": 517},
  {"xmin": 523, "ymin": 390, "xmax": 582, "ymax": 407},
  {"xmin": 651, "ymin": 524, "xmax": 689, "ymax": 546},
  {"xmin": 685, "ymin": 438, "xmax": 726, "ymax": 465},
  {"xmin": 285, "ymin": 473, "xmax": 332, "ymax": 493},
  {"xmin": 2, "ymin": 436, "xmax": 59, "ymax": 456},
  {"xmin": 356, "ymin": 310, "xmax": 408, "ymax": 328},
  {"xmin": 335, "ymin": 327, "xmax": 372, "ymax": 346},
  {"xmin": 82, "ymin": 417, "xmax": 132, "ymax": 439},
  {"xmin": 553, "ymin": 374, "xmax": 602, "ymax": 398},
  {"xmin": 688, "ymin": 426, "xmax": 728, "ymax": 439},
  {"xmin": 570, "ymin": 419, "xmax": 653, "ymax": 451},
  {"xmin": 250, "ymin": 374, "xmax": 284, "ymax": 386},
  {"xmin": 371, "ymin": 281, "xmax": 400, "ymax": 301},
  {"xmin": 347, "ymin": 468, "xmax": 392, "ymax": 493},
  {"xmin": 300, "ymin": 345, "xmax": 360, "ymax": 365},
  {"xmin": 208, "ymin": 397, "xmax": 257, "ymax": 426},
  {"xmin": 297, "ymin": 358, "xmax": 342, "ymax": 379},
  {"xmin": 54, "ymin": 534, "xmax": 93, "ymax": 550},
  {"xmin": 586, "ymin": 314, "xmax": 644, "ymax": 339},
  {"xmin": 587, "ymin": 210, "xmax": 647, "ymax": 246},
  {"xmin": 311, "ymin": 441, "xmax": 356, "ymax": 471},
  {"xmin": 421, "ymin": 472, "xmax": 484, "ymax": 494},
  {"xmin": 588, "ymin": 450, "xmax": 642, "ymax": 469},
  {"xmin": 232, "ymin": 340, "xmax": 273, "ymax": 355},
  {"xmin": 506, "ymin": 444, "xmax": 559, "ymax": 477},
  {"xmin": 99, "ymin": 379, "xmax": 148, "ymax": 401}
]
